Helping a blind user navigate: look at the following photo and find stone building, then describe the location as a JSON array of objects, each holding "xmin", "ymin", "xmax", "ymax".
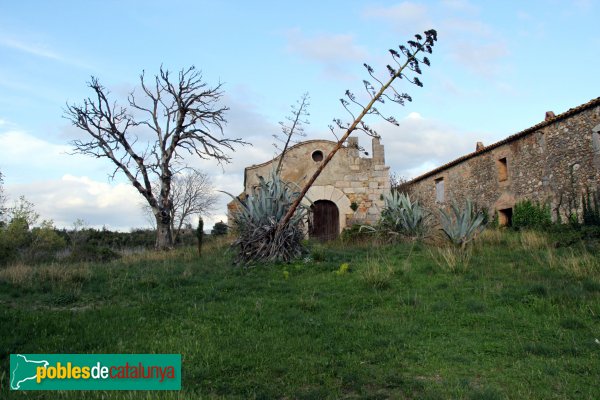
[
  {"xmin": 408, "ymin": 97, "xmax": 600, "ymax": 225},
  {"xmin": 229, "ymin": 136, "xmax": 390, "ymax": 239}
]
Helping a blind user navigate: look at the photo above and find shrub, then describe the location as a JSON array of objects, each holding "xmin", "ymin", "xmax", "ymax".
[
  {"xmin": 0, "ymin": 217, "xmax": 32, "ymax": 264},
  {"xmin": 439, "ymin": 199, "xmax": 486, "ymax": 249},
  {"xmin": 512, "ymin": 200, "xmax": 551, "ymax": 230},
  {"xmin": 378, "ymin": 191, "xmax": 430, "ymax": 239},
  {"xmin": 582, "ymin": 190, "xmax": 600, "ymax": 226},
  {"xmin": 23, "ymin": 221, "xmax": 67, "ymax": 263},
  {"xmin": 66, "ymin": 243, "xmax": 120, "ymax": 263},
  {"xmin": 211, "ymin": 221, "xmax": 229, "ymax": 236},
  {"xmin": 341, "ymin": 224, "xmax": 373, "ymax": 243}
]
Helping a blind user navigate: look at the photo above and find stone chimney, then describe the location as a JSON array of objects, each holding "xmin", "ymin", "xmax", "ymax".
[
  {"xmin": 476, "ymin": 141, "xmax": 484, "ymax": 151},
  {"xmin": 372, "ymin": 136, "xmax": 385, "ymax": 165},
  {"xmin": 545, "ymin": 111, "xmax": 556, "ymax": 121}
]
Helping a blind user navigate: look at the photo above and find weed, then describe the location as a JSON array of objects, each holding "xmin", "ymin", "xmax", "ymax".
[
  {"xmin": 361, "ymin": 257, "xmax": 393, "ymax": 289},
  {"xmin": 561, "ymin": 249, "xmax": 600, "ymax": 277},
  {"xmin": 0, "ymin": 262, "xmax": 91, "ymax": 290},
  {"xmin": 298, "ymin": 292, "xmax": 319, "ymax": 312},
  {"xmin": 311, "ymin": 244, "xmax": 326, "ymax": 262},
  {"xmin": 519, "ymin": 230, "xmax": 549, "ymax": 250},
  {"xmin": 430, "ymin": 246, "xmax": 472, "ymax": 273},
  {"xmin": 477, "ymin": 229, "xmax": 505, "ymax": 246},
  {"xmin": 335, "ymin": 263, "xmax": 350, "ymax": 275}
]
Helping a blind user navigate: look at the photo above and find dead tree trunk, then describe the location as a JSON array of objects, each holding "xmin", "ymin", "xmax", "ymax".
[{"xmin": 155, "ymin": 214, "xmax": 173, "ymax": 250}]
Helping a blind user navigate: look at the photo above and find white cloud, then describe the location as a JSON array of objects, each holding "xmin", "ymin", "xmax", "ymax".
[
  {"xmin": 285, "ymin": 29, "xmax": 368, "ymax": 79},
  {"xmin": 7, "ymin": 175, "xmax": 146, "ymax": 231},
  {"xmin": 0, "ymin": 37, "xmax": 63, "ymax": 61},
  {"xmin": 0, "ymin": 130, "xmax": 106, "ymax": 183},
  {"xmin": 0, "ymin": 35, "xmax": 90, "ymax": 69},
  {"xmin": 363, "ymin": 2, "xmax": 431, "ymax": 33},
  {"xmin": 362, "ymin": 1, "xmax": 511, "ymax": 81},
  {"xmin": 449, "ymin": 41, "xmax": 509, "ymax": 77},
  {"xmin": 440, "ymin": 0, "xmax": 478, "ymax": 13},
  {"xmin": 372, "ymin": 112, "xmax": 489, "ymax": 178}
]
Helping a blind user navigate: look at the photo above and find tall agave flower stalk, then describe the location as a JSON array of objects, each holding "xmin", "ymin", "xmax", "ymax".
[{"xmin": 227, "ymin": 170, "xmax": 308, "ymax": 265}]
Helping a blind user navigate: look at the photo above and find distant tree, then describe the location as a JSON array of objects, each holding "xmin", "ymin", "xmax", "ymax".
[
  {"xmin": 273, "ymin": 92, "xmax": 310, "ymax": 174},
  {"xmin": 65, "ymin": 66, "xmax": 245, "ymax": 250},
  {"xmin": 8, "ymin": 195, "xmax": 39, "ymax": 228},
  {"xmin": 0, "ymin": 170, "xmax": 6, "ymax": 223},
  {"xmin": 142, "ymin": 169, "xmax": 217, "ymax": 243},
  {"xmin": 390, "ymin": 172, "xmax": 413, "ymax": 196},
  {"xmin": 0, "ymin": 196, "xmax": 39, "ymax": 263},
  {"xmin": 196, "ymin": 217, "xmax": 204, "ymax": 256},
  {"xmin": 211, "ymin": 221, "xmax": 228, "ymax": 236}
]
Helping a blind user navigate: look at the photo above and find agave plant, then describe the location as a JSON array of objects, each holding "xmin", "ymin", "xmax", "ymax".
[
  {"xmin": 380, "ymin": 191, "xmax": 430, "ymax": 239},
  {"xmin": 439, "ymin": 199, "xmax": 486, "ymax": 249},
  {"xmin": 226, "ymin": 170, "xmax": 308, "ymax": 266}
]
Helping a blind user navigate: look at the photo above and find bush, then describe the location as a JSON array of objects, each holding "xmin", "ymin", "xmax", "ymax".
[
  {"xmin": 341, "ymin": 224, "xmax": 373, "ymax": 243},
  {"xmin": 439, "ymin": 199, "xmax": 486, "ymax": 249},
  {"xmin": 0, "ymin": 217, "xmax": 32, "ymax": 264},
  {"xmin": 513, "ymin": 200, "xmax": 551, "ymax": 230},
  {"xmin": 378, "ymin": 192, "xmax": 431, "ymax": 240},
  {"xmin": 66, "ymin": 243, "xmax": 121, "ymax": 263},
  {"xmin": 211, "ymin": 221, "xmax": 229, "ymax": 236},
  {"xmin": 582, "ymin": 190, "xmax": 600, "ymax": 226},
  {"xmin": 228, "ymin": 171, "xmax": 308, "ymax": 265}
]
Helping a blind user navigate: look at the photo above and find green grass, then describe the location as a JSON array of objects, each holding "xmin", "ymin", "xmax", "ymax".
[{"xmin": 0, "ymin": 231, "xmax": 599, "ymax": 399}]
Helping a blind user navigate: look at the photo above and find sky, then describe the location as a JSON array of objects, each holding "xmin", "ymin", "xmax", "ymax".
[{"xmin": 0, "ymin": 0, "xmax": 598, "ymax": 231}]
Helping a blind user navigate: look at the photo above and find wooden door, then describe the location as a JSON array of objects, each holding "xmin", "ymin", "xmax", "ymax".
[{"xmin": 310, "ymin": 200, "xmax": 339, "ymax": 241}]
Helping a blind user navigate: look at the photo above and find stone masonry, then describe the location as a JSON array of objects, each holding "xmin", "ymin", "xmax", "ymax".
[
  {"xmin": 408, "ymin": 97, "xmax": 600, "ymax": 224},
  {"xmin": 231, "ymin": 136, "xmax": 391, "ymax": 234}
]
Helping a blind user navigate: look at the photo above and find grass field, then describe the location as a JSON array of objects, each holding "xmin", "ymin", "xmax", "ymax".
[{"xmin": 1, "ymin": 231, "xmax": 599, "ymax": 399}]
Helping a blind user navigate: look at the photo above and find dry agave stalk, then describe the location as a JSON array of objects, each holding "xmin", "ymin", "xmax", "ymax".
[{"xmin": 279, "ymin": 29, "xmax": 438, "ymax": 230}]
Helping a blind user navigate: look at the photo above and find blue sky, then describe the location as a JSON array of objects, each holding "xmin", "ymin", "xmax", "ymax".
[{"xmin": 0, "ymin": 0, "xmax": 598, "ymax": 230}]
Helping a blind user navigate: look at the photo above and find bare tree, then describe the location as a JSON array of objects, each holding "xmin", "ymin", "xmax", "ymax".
[
  {"xmin": 0, "ymin": 170, "xmax": 6, "ymax": 222},
  {"xmin": 279, "ymin": 30, "xmax": 438, "ymax": 229},
  {"xmin": 65, "ymin": 66, "xmax": 244, "ymax": 250},
  {"xmin": 390, "ymin": 172, "xmax": 413, "ymax": 196},
  {"xmin": 142, "ymin": 169, "xmax": 217, "ymax": 242},
  {"xmin": 273, "ymin": 93, "xmax": 310, "ymax": 174}
]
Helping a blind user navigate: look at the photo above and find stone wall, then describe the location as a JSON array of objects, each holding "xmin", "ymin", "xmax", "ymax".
[
  {"xmin": 408, "ymin": 99, "xmax": 600, "ymax": 223},
  {"xmin": 242, "ymin": 136, "xmax": 390, "ymax": 232}
]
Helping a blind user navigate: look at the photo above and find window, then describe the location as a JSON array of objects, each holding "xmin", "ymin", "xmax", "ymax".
[
  {"xmin": 498, "ymin": 157, "xmax": 508, "ymax": 182},
  {"xmin": 312, "ymin": 150, "xmax": 324, "ymax": 162},
  {"xmin": 435, "ymin": 177, "xmax": 444, "ymax": 203},
  {"xmin": 593, "ymin": 124, "xmax": 600, "ymax": 154}
]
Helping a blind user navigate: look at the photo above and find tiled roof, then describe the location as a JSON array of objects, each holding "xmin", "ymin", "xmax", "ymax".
[{"xmin": 408, "ymin": 96, "xmax": 600, "ymax": 184}]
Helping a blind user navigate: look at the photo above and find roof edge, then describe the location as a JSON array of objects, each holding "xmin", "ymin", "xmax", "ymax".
[
  {"xmin": 408, "ymin": 96, "xmax": 600, "ymax": 184},
  {"xmin": 245, "ymin": 139, "xmax": 339, "ymax": 171}
]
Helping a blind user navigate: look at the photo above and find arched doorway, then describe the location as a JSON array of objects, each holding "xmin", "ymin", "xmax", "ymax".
[{"xmin": 310, "ymin": 200, "xmax": 339, "ymax": 241}]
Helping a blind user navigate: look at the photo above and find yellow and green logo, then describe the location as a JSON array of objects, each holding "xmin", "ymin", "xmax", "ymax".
[{"xmin": 10, "ymin": 354, "xmax": 181, "ymax": 390}]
